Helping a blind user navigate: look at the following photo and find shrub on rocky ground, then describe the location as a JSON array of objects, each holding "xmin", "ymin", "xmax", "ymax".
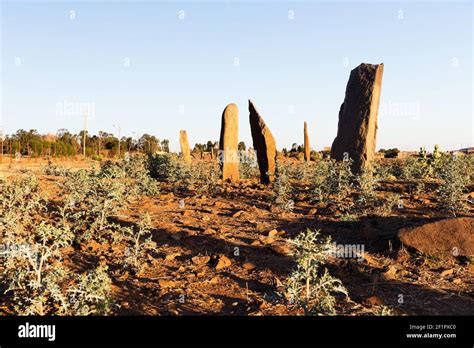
[
  {"xmin": 283, "ymin": 229, "xmax": 348, "ymax": 315},
  {"xmin": 272, "ymin": 162, "xmax": 294, "ymax": 212},
  {"xmin": 435, "ymin": 156, "xmax": 472, "ymax": 216}
]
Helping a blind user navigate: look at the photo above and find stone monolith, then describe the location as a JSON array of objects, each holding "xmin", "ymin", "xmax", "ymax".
[
  {"xmin": 219, "ymin": 103, "xmax": 239, "ymax": 182},
  {"xmin": 330, "ymin": 63, "xmax": 384, "ymax": 173},
  {"xmin": 179, "ymin": 130, "xmax": 191, "ymax": 164},
  {"xmin": 249, "ymin": 100, "xmax": 276, "ymax": 184}
]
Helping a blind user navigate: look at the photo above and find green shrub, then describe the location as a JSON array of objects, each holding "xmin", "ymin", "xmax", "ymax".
[
  {"xmin": 121, "ymin": 213, "xmax": 156, "ymax": 273},
  {"xmin": 284, "ymin": 229, "xmax": 348, "ymax": 315},
  {"xmin": 310, "ymin": 159, "xmax": 353, "ymax": 206},
  {"xmin": 272, "ymin": 162, "xmax": 294, "ymax": 211},
  {"xmin": 436, "ymin": 156, "xmax": 471, "ymax": 216},
  {"xmin": 355, "ymin": 168, "xmax": 379, "ymax": 209}
]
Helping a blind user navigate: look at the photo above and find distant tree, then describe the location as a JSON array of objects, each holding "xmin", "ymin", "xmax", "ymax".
[
  {"xmin": 238, "ymin": 141, "xmax": 246, "ymax": 151},
  {"xmin": 161, "ymin": 139, "xmax": 170, "ymax": 153},
  {"xmin": 206, "ymin": 141, "xmax": 214, "ymax": 152},
  {"xmin": 384, "ymin": 148, "xmax": 400, "ymax": 159},
  {"xmin": 193, "ymin": 143, "xmax": 205, "ymax": 152}
]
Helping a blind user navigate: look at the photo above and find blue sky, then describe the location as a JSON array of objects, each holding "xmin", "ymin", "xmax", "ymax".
[{"xmin": 1, "ymin": 0, "xmax": 472, "ymax": 151}]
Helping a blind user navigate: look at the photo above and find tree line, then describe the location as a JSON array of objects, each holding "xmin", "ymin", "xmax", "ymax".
[{"xmin": 0, "ymin": 129, "xmax": 248, "ymax": 159}]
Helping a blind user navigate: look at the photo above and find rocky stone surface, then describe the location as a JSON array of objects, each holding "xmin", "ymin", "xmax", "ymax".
[
  {"xmin": 249, "ymin": 100, "xmax": 277, "ymax": 184},
  {"xmin": 331, "ymin": 63, "xmax": 384, "ymax": 173},
  {"xmin": 219, "ymin": 103, "xmax": 239, "ymax": 182},
  {"xmin": 398, "ymin": 217, "xmax": 474, "ymax": 259},
  {"xmin": 179, "ymin": 130, "xmax": 191, "ymax": 164}
]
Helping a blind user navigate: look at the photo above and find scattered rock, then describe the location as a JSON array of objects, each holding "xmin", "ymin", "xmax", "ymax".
[
  {"xmin": 330, "ymin": 63, "xmax": 384, "ymax": 174},
  {"xmin": 270, "ymin": 243, "xmax": 292, "ymax": 255},
  {"xmin": 267, "ymin": 229, "xmax": 279, "ymax": 238},
  {"xmin": 364, "ymin": 295, "xmax": 384, "ymax": 306},
  {"xmin": 213, "ymin": 201, "xmax": 224, "ymax": 208},
  {"xmin": 440, "ymin": 268, "xmax": 454, "ymax": 277},
  {"xmin": 192, "ymin": 255, "xmax": 211, "ymax": 265},
  {"xmin": 215, "ymin": 255, "xmax": 232, "ymax": 270},
  {"xmin": 383, "ymin": 265, "xmax": 398, "ymax": 280},
  {"xmin": 165, "ymin": 252, "xmax": 181, "ymax": 261},
  {"xmin": 259, "ymin": 236, "xmax": 275, "ymax": 245},
  {"xmin": 159, "ymin": 279, "xmax": 176, "ymax": 288},
  {"xmin": 232, "ymin": 210, "xmax": 244, "ymax": 218},
  {"xmin": 307, "ymin": 208, "xmax": 318, "ymax": 215},
  {"xmin": 314, "ymin": 202, "xmax": 328, "ymax": 209},
  {"xmin": 398, "ymin": 217, "xmax": 474, "ymax": 259},
  {"xmin": 242, "ymin": 262, "xmax": 256, "ymax": 270}
]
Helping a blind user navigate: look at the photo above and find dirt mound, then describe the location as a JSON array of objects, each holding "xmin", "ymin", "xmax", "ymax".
[{"xmin": 398, "ymin": 217, "xmax": 474, "ymax": 259}]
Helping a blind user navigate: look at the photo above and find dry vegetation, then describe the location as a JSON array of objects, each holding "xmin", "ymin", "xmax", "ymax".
[{"xmin": 0, "ymin": 152, "xmax": 473, "ymax": 316}]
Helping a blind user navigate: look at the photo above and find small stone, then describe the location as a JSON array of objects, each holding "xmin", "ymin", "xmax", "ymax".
[
  {"xmin": 364, "ymin": 295, "xmax": 384, "ymax": 306},
  {"xmin": 233, "ymin": 210, "xmax": 244, "ymax": 218},
  {"xmin": 215, "ymin": 255, "xmax": 232, "ymax": 270},
  {"xmin": 259, "ymin": 236, "xmax": 275, "ymax": 245},
  {"xmin": 242, "ymin": 262, "xmax": 256, "ymax": 270},
  {"xmin": 213, "ymin": 201, "xmax": 224, "ymax": 208},
  {"xmin": 440, "ymin": 269, "xmax": 454, "ymax": 277},
  {"xmin": 307, "ymin": 208, "xmax": 318, "ymax": 215},
  {"xmin": 159, "ymin": 280, "xmax": 176, "ymax": 288},
  {"xmin": 268, "ymin": 229, "xmax": 278, "ymax": 238},
  {"xmin": 165, "ymin": 252, "xmax": 181, "ymax": 261},
  {"xmin": 192, "ymin": 255, "xmax": 211, "ymax": 265},
  {"xmin": 383, "ymin": 266, "xmax": 398, "ymax": 280},
  {"xmin": 453, "ymin": 278, "xmax": 462, "ymax": 285},
  {"xmin": 271, "ymin": 243, "xmax": 291, "ymax": 255}
]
